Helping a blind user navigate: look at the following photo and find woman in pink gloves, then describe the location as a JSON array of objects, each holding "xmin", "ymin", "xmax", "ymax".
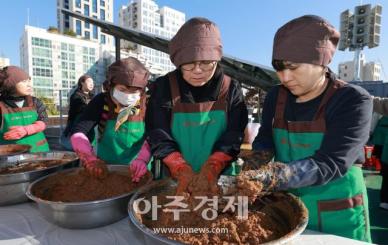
[
  {"xmin": 0, "ymin": 66, "xmax": 49, "ymax": 152},
  {"xmin": 70, "ymin": 57, "xmax": 150, "ymax": 182}
]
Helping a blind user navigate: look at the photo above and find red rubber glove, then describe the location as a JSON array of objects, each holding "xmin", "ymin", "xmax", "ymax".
[
  {"xmin": 200, "ymin": 152, "xmax": 232, "ymax": 183},
  {"xmin": 163, "ymin": 151, "xmax": 194, "ymax": 194},
  {"xmin": 71, "ymin": 132, "xmax": 108, "ymax": 178},
  {"xmin": 129, "ymin": 141, "xmax": 151, "ymax": 183},
  {"xmin": 3, "ymin": 121, "xmax": 46, "ymax": 140}
]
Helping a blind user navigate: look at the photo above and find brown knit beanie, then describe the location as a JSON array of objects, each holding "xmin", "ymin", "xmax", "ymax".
[
  {"xmin": 169, "ymin": 17, "xmax": 223, "ymax": 67},
  {"xmin": 273, "ymin": 15, "xmax": 340, "ymax": 66},
  {"xmin": 106, "ymin": 57, "xmax": 149, "ymax": 90},
  {"xmin": 0, "ymin": 66, "xmax": 30, "ymax": 95}
]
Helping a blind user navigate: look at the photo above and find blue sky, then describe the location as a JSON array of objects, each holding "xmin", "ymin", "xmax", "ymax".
[{"xmin": 1, "ymin": 0, "xmax": 387, "ymax": 80}]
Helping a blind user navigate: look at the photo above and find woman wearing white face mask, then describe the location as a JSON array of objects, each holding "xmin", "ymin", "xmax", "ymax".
[{"xmin": 70, "ymin": 57, "xmax": 151, "ymax": 182}]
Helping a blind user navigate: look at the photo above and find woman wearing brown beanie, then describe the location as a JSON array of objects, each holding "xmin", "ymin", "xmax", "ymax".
[
  {"xmin": 0, "ymin": 66, "xmax": 49, "ymax": 152},
  {"xmin": 146, "ymin": 17, "xmax": 248, "ymax": 194},
  {"xmin": 246, "ymin": 15, "xmax": 372, "ymax": 242},
  {"xmin": 69, "ymin": 57, "xmax": 152, "ymax": 183}
]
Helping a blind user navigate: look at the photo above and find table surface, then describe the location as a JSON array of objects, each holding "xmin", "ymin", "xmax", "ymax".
[{"xmin": 0, "ymin": 202, "xmax": 370, "ymax": 245}]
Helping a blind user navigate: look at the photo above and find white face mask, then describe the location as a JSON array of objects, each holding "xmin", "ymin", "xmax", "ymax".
[{"xmin": 112, "ymin": 88, "xmax": 141, "ymax": 107}]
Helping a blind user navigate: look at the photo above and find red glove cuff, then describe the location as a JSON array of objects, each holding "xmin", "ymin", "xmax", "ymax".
[
  {"xmin": 163, "ymin": 151, "xmax": 188, "ymax": 178},
  {"xmin": 208, "ymin": 152, "xmax": 233, "ymax": 174}
]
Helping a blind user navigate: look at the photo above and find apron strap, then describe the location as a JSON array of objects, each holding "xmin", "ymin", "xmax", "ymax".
[
  {"xmin": 313, "ymin": 78, "xmax": 345, "ymax": 120},
  {"xmin": 25, "ymin": 96, "xmax": 34, "ymax": 107},
  {"xmin": 274, "ymin": 86, "xmax": 288, "ymax": 121},
  {"xmin": 0, "ymin": 101, "xmax": 6, "ymax": 131},
  {"xmin": 168, "ymin": 71, "xmax": 181, "ymax": 109}
]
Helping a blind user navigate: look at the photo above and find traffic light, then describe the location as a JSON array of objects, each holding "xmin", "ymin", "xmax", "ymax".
[
  {"xmin": 369, "ymin": 5, "xmax": 382, "ymax": 48},
  {"xmin": 352, "ymin": 4, "xmax": 371, "ymax": 48}
]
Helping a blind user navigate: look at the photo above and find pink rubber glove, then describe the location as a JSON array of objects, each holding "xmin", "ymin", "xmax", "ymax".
[
  {"xmin": 71, "ymin": 132, "xmax": 108, "ymax": 178},
  {"xmin": 3, "ymin": 121, "xmax": 46, "ymax": 140},
  {"xmin": 129, "ymin": 140, "xmax": 151, "ymax": 182}
]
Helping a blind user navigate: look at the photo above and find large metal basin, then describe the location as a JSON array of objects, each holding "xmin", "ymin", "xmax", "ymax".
[
  {"xmin": 26, "ymin": 165, "xmax": 152, "ymax": 229},
  {"xmin": 0, "ymin": 144, "xmax": 31, "ymax": 158},
  {"xmin": 128, "ymin": 178, "xmax": 308, "ymax": 245},
  {"xmin": 0, "ymin": 151, "xmax": 78, "ymax": 206}
]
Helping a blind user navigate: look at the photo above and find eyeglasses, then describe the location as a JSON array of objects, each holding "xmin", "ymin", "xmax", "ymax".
[{"xmin": 181, "ymin": 61, "xmax": 217, "ymax": 71}]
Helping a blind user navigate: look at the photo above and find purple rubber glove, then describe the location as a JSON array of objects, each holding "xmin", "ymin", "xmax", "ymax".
[
  {"xmin": 129, "ymin": 140, "xmax": 151, "ymax": 182},
  {"xmin": 71, "ymin": 132, "xmax": 108, "ymax": 178}
]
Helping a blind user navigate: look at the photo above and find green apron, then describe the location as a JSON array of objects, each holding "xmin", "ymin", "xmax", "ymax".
[
  {"xmin": 371, "ymin": 116, "xmax": 388, "ymax": 163},
  {"xmin": 168, "ymin": 71, "xmax": 238, "ymax": 175},
  {"xmin": 273, "ymin": 80, "xmax": 371, "ymax": 242},
  {"xmin": 96, "ymin": 95, "xmax": 145, "ymax": 165},
  {"xmin": 0, "ymin": 96, "xmax": 49, "ymax": 153}
]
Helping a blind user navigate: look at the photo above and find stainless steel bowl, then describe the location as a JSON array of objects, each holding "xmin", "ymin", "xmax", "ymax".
[
  {"xmin": 26, "ymin": 165, "xmax": 152, "ymax": 229},
  {"xmin": 128, "ymin": 178, "xmax": 308, "ymax": 245},
  {"xmin": 0, "ymin": 151, "xmax": 79, "ymax": 206},
  {"xmin": 0, "ymin": 144, "xmax": 31, "ymax": 158}
]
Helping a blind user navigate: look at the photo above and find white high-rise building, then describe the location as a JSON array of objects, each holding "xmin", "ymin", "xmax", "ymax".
[
  {"xmin": 20, "ymin": 25, "xmax": 108, "ymax": 106},
  {"xmin": 57, "ymin": 0, "xmax": 114, "ymax": 46},
  {"xmin": 119, "ymin": 0, "xmax": 185, "ymax": 74},
  {"xmin": 0, "ymin": 57, "xmax": 10, "ymax": 68},
  {"xmin": 363, "ymin": 62, "xmax": 382, "ymax": 81},
  {"xmin": 338, "ymin": 54, "xmax": 382, "ymax": 81},
  {"xmin": 20, "ymin": 25, "xmax": 164, "ymax": 106}
]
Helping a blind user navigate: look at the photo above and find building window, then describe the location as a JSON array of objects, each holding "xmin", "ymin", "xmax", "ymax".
[
  {"xmin": 31, "ymin": 37, "xmax": 52, "ymax": 48},
  {"xmin": 85, "ymin": 21, "xmax": 90, "ymax": 28},
  {"xmin": 32, "ymin": 47, "xmax": 52, "ymax": 58},
  {"xmin": 101, "ymin": 34, "xmax": 106, "ymax": 44},
  {"xmin": 100, "ymin": 9, "xmax": 105, "ymax": 20},
  {"xmin": 92, "ymin": 0, "xmax": 97, "ymax": 13},
  {"xmin": 76, "ymin": 20, "xmax": 82, "ymax": 35},
  {"xmin": 84, "ymin": 4, "xmax": 90, "ymax": 16},
  {"xmin": 69, "ymin": 63, "xmax": 75, "ymax": 70},
  {"xmin": 62, "ymin": 80, "xmax": 69, "ymax": 88},
  {"xmin": 85, "ymin": 31, "xmax": 90, "ymax": 39},
  {"xmin": 61, "ymin": 52, "xmax": 68, "ymax": 60},
  {"xmin": 61, "ymin": 61, "xmax": 68, "ymax": 69},
  {"xmin": 33, "ymin": 68, "xmax": 53, "ymax": 77},
  {"xmin": 100, "ymin": 0, "xmax": 105, "ymax": 7},
  {"xmin": 61, "ymin": 43, "xmax": 68, "ymax": 50},
  {"xmin": 33, "ymin": 58, "xmax": 52, "ymax": 67},
  {"xmin": 69, "ymin": 53, "xmax": 75, "ymax": 61},
  {"xmin": 93, "ymin": 25, "xmax": 98, "ymax": 39},
  {"xmin": 75, "ymin": 0, "xmax": 81, "ymax": 8},
  {"xmin": 62, "ymin": 71, "xmax": 68, "ymax": 79}
]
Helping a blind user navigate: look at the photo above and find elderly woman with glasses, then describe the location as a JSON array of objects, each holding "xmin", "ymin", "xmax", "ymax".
[{"xmin": 146, "ymin": 17, "xmax": 248, "ymax": 194}]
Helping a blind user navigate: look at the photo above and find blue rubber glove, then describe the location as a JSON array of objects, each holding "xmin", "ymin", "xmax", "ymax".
[{"xmin": 240, "ymin": 158, "xmax": 319, "ymax": 191}]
